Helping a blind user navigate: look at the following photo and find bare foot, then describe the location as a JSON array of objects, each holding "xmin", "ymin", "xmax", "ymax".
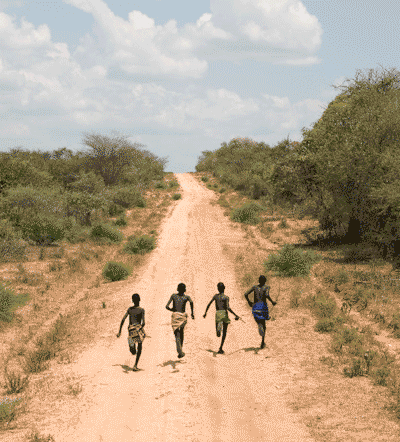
[
  {"xmin": 178, "ymin": 352, "xmax": 185, "ymax": 358},
  {"xmin": 132, "ymin": 366, "xmax": 139, "ymax": 371},
  {"xmin": 217, "ymin": 349, "xmax": 224, "ymax": 354},
  {"xmin": 260, "ymin": 342, "xmax": 266, "ymax": 349}
]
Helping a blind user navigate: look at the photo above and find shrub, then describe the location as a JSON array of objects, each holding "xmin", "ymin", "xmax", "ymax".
[
  {"xmin": 19, "ymin": 215, "xmax": 65, "ymax": 245},
  {"xmin": 172, "ymin": 193, "xmax": 181, "ymax": 200},
  {"xmin": 264, "ymin": 244, "xmax": 321, "ymax": 277},
  {"xmin": 155, "ymin": 181, "xmax": 166, "ymax": 189},
  {"xmin": 315, "ymin": 318, "xmax": 339, "ymax": 333},
  {"xmin": 67, "ymin": 256, "xmax": 82, "ymax": 272},
  {"xmin": 123, "ymin": 235, "xmax": 156, "ymax": 255},
  {"xmin": 213, "ymin": 183, "xmax": 218, "ymax": 189},
  {"xmin": 3, "ymin": 368, "xmax": 29, "ymax": 394},
  {"xmin": 231, "ymin": 202, "xmax": 264, "ymax": 225},
  {"xmin": 201, "ymin": 176, "xmax": 209, "ymax": 182},
  {"xmin": 343, "ymin": 358, "xmax": 364, "ymax": 378},
  {"xmin": 114, "ymin": 214, "xmax": 128, "ymax": 226},
  {"xmin": 108, "ymin": 203, "xmax": 125, "ymax": 217},
  {"xmin": 373, "ymin": 366, "xmax": 391, "ymax": 385},
  {"xmin": 278, "ymin": 218, "xmax": 288, "ymax": 229},
  {"xmin": 0, "ymin": 283, "xmax": 14, "ymax": 322},
  {"xmin": 219, "ymin": 187, "xmax": 226, "ymax": 193},
  {"xmin": 108, "ymin": 187, "xmax": 146, "ymax": 209},
  {"xmin": 388, "ymin": 313, "xmax": 400, "ymax": 332},
  {"xmin": 0, "ymin": 396, "xmax": 22, "ymax": 425},
  {"xmin": 102, "ymin": 261, "xmax": 132, "ymax": 282},
  {"xmin": 207, "ymin": 183, "xmax": 212, "ymax": 189},
  {"xmin": 90, "ymin": 223, "xmax": 123, "ymax": 243},
  {"xmin": 24, "ymin": 348, "xmax": 50, "ymax": 373},
  {"xmin": 289, "ymin": 289, "xmax": 301, "ymax": 308},
  {"xmin": 26, "ymin": 431, "xmax": 56, "ymax": 442},
  {"xmin": 49, "ymin": 262, "xmax": 63, "ymax": 272},
  {"xmin": 168, "ymin": 180, "xmax": 179, "ymax": 188},
  {"xmin": 0, "ymin": 238, "xmax": 27, "ymax": 263},
  {"xmin": 335, "ymin": 268, "xmax": 349, "ymax": 285}
]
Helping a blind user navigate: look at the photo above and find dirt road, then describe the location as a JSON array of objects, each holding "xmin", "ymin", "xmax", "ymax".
[{"xmin": 32, "ymin": 174, "xmax": 315, "ymax": 441}]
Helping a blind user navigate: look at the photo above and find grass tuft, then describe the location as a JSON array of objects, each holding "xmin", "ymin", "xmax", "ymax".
[
  {"xmin": 123, "ymin": 235, "xmax": 156, "ymax": 255},
  {"xmin": 102, "ymin": 261, "xmax": 132, "ymax": 282}
]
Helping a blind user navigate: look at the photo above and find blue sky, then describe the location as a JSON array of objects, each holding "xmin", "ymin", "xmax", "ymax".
[{"xmin": 0, "ymin": 0, "xmax": 399, "ymax": 172}]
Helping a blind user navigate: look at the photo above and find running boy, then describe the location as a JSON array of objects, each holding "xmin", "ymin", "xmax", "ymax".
[
  {"xmin": 203, "ymin": 282, "xmax": 240, "ymax": 354},
  {"xmin": 165, "ymin": 283, "xmax": 194, "ymax": 358},
  {"xmin": 117, "ymin": 293, "xmax": 145, "ymax": 371},
  {"xmin": 244, "ymin": 275, "xmax": 277, "ymax": 349}
]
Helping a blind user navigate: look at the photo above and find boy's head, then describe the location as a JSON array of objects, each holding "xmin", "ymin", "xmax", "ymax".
[
  {"xmin": 217, "ymin": 282, "xmax": 225, "ymax": 293},
  {"xmin": 259, "ymin": 275, "xmax": 267, "ymax": 285},
  {"xmin": 177, "ymin": 283, "xmax": 186, "ymax": 294},
  {"xmin": 132, "ymin": 293, "xmax": 140, "ymax": 305}
]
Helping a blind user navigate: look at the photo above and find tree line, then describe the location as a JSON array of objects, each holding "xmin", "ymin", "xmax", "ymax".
[{"xmin": 195, "ymin": 66, "xmax": 400, "ymax": 258}]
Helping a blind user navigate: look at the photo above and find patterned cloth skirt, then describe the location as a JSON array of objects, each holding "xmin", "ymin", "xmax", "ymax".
[
  {"xmin": 252, "ymin": 302, "xmax": 270, "ymax": 321},
  {"xmin": 128, "ymin": 324, "xmax": 145, "ymax": 346}
]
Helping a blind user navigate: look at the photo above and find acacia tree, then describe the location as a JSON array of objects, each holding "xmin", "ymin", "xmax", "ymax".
[{"xmin": 299, "ymin": 65, "xmax": 400, "ymax": 243}]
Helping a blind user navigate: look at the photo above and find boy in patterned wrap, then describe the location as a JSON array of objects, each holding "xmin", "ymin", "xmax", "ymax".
[
  {"xmin": 117, "ymin": 293, "xmax": 145, "ymax": 371},
  {"xmin": 244, "ymin": 275, "xmax": 277, "ymax": 349},
  {"xmin": 166, "ymin": 283, "xmax": 194, "ymax": 358}
]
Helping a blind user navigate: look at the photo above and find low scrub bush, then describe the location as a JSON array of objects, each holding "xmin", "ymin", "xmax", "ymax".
[
  {"xmin": 67, "ymin": 256, "xmax": 82, "ymax": 272},
  {"xmin": 108, "ymin": 187, "xmax": 146, "ymax": 209},
  {"xmin": 264, "ymin": 244, "xmax": 321, "ymax": 277},
  {"xmin": 102, "ymin": 261, "xmax": 132, "ymax": 282},
  {"xmin": 213, "ymin": 183, "xmax": 218, "ymax": 189},
  {"xmin": 315, "ymin": 317, "xmax": 341, "ymax": 333},
  {"xmin": 168, "ymin": 180, "xmax": 179, "ymax": 188},
  {"xmin": 231, "ymin": 202, "xmax": 264, "ymax": 225},
  {"xmin": 207, "ymin": 183, "xmax": 212, "ymax": 189},
  {"xmin": 0, "ymin": 397, "xmax": 22, "ymax": 426},
  {"xmin": 3, "ymin": 368, "xmax": 29, "ymax": 394},
  {"xmin": 108, "ymin": 203, "xmax": 125, "ymax": 217},
  {"xmin": 172, "ymin": 193, "xmax": 181, "ymax": 200},
  {"xmin": 20, "ymin": 215, "xmax": 65, "ymax": 245},
  {"xmin": 24, "ymin": 348, "xmax": 51, "ymax": 373},
  {"xmin": 114, "ymin": 214, "xmax": 128, "ymax": 226},
  {"xmin": 49, "ymin": 262, "xmax": 63, "ymax": 272},
  {"xmin": 219, "ymin": 187, "xmax": 226, "ymax": 193},
  {"xmin": 343, "ymin": 358, "xmax": 365, "ymax": 378},
  {"xmin": 90, "ymin": 223, "xmax": 123, "ymax": 244},
  {"xmin": 0, "ymin": 238, "xmax": 27, "ymax": 263},
  {"xmin": 26, "ymin": 431, "xmax": 56, "ymax": 442},
  {"xmin": 372, "ymin": 366, "xmax": 391, "ymax": 386},
  {"xmin": 201, "ymin": 176, "xmax": 209, "ymax": 182},
  {"xmin": 0, "ymin": 283, "xmax": 14, "ymax": 322},
  {"xmin": 123, "ymin": 235, "xmax": 156, "ymax": 255},
  {"xmin": 278, "ymin": 218, "xmax": 288, "ymax": 229},
  {"xmin": 388, "ymin": 313, "xmax": 400, "ymax": 332},
  {"xmin": 155, "ymin": 181, "xmax": 167, "ymax": 189}
]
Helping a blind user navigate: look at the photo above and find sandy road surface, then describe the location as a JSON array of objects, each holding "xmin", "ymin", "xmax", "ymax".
[{"xmin": 30, "ymin": 174, "xmax": 315, "ymax": 442}]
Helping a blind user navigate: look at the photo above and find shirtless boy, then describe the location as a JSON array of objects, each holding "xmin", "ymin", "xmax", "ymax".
[
  {"xmin": 244, "ymin": 275, "xmax": 277, "ymax": 349},
  {"xmin": 203, "ymin": 282, "xmax": 240, "ymax": 354},
  {"xmin": 165, "ymin": 283, "xmax": 194, "ymax": 358},
  {"xmin": 117, "ymin": 293, "xmax": 146, "ymax": 371}
]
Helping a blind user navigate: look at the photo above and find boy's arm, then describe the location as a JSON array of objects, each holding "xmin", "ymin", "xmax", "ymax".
[
  {"xmin": 244, "ymin": 286, "xmax": 255, "ymax": 306},
  {"xmin": 266, "ymin": 287, "xmax": 277, "ymax": 305},
  {"xmin": 189, "ymin": 296, "xmax": 195, "ymax": 318},
  {"xmin": 141, "ymin": 310, "xmax": 145, "ymax": 329},
  {"xmin": 117, "ymin": 311, "xmax": 129, "ymax": 337},
  {"xmin": 203, "ymin": 297, "xmax": 214, "ymax": 317},
  {"xmin": 226, "ymin": 298, "xmax": 239, "ymax": 319},
  {"xmin": 165, "ymin": 296, "xmax": 174, "ymax": 311}
]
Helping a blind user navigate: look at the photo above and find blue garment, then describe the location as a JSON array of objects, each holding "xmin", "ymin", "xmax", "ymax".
[{"xmin": 252, "ymin": 302, "xmax": 270, "ymax": 321}]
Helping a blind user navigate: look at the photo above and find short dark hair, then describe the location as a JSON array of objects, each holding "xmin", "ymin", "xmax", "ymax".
[
  {"xmin": 217, "ymin": 282, "xmax": 225, "ymax": 293},
  {"xmin": 259, "ymin": 275, "xmax": 267, "ymax": 285},
  {"xmin": 132, "ymin": 293, "xmax": 140, "ymax": 305},
  {"xmin": 177, "ymin": 283, "xmax": 186, "ymax": 293}
]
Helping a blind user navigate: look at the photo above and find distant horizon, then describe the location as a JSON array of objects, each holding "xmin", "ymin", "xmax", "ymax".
[{"xmin": 1, "ymin": 0, "xmax": 399, "ymax": 172}]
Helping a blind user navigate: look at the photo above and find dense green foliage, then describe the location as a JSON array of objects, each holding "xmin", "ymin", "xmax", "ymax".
[
  {"xmin": 0, "ymin": 134, "xmax": 166, "ymax": 257},
  {"xmin": 123, "ymin": 235, "xmax": 156, "ymax": 255},
  {"xmin": 90, "ymin": 223, "xmax": 124, "ymax": 244},
  {"xmin": 102, "ymin": 261, "xmax": 131, "ymax": 281},
  {"xmin": 195, "ymin": 66, "xmax": 400, "ymax": 253},
  {"xmin": 231, "ymin": 202, "xmax": 264, "ymax": 225}
]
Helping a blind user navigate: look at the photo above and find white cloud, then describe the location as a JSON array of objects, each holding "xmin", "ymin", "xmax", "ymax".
[{"xmin": 0, "ymin": 13, "xmax": 51, "ymax": 48}]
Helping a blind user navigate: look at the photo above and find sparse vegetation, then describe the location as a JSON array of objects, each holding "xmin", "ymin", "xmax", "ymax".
[
  {"xmin": 123, "ymin": 235, "xmax": 156, "ymax": 255},
  {"xmin": 90, "ymin": 223, "xmax": 123, "ymax": 244},
  {"xmin": 201, "ymin": 176, "xmax": 209, "ymax": 182},
  {"xmin": 231, "ymin": 202, "xmax": 264, "ymax": 225},
  {"xmin": 172, "ymin": 193, "xmax": 181, "ymax": 200}
]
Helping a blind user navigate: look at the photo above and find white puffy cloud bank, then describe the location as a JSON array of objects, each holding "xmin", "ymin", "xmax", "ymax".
[{"xmin": 0, "ymin": 0, "xmax": 326, "ymax": 153}]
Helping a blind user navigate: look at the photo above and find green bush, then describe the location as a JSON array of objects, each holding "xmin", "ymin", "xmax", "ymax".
[
  {"xmin": 315, "ymin": 317, "xmax": 340, "ymax": 333},
  {"xmin": 343, "ymin": 358, "xmax": 364, "ymax": 378},
  {"xmin": 168, "ymin": 180, "xmax": 179, "ymax": 188},
  {"xmin": 108, "ymin": 187, "xmax": 146, "ymax": 209},
  {"xmin": 123, "ymin": 235, "xmax": 156, "ymax": 255},
  {"xmin": 219, "ymin": 187, "xmax": 226, "ymax": 193},
  {"xmin": 0, "ymin": 283, "xmax": 14, "ymax": 322},
  {"xmin": 278, "ymin": 218, "xmax": 288, "ymax": 229},
  {"xmin": 26, "ymin": 431, "xmax": 55, "ymax": 442},
  {"xmin": 213, "ymin": 183, "xmax": 218, "ymax": 189},
  {"xmin": 0, "ymin": 396, "xmax": 22, "ymax": 425},
  {"xmin": 102, "ymin": 261, "xmax": 131, "ymax": 282},
  {"xmin": 372, "ymin": 366, "xmax": 391, "ymax": 385},
  {"xmin": 388, "ymin": 313, "xmax": 400, "ymax": 332},
  {"xmin": 19, "ymin": 215, "xmax": 65, "ymax": 245},
  {"xmin": 264, "ymin": 244, "xmax": 321, "ymax": 277},
  {"xmin": 90, "ymin": 223, "xmax": 123, "ymax": 244},
  {"xmin": 114, "ymin": 214, "xmax": 127, "ymax": 226},
  {"xmin": 207, "ymin": 183, "xmax": 212, "ymax": 189},
  {"xmin": 201, "ymin": 176, "xmax": 209, "ymax": 182},
  {"xmin": 3, "ymin": 368, "xmax": 29, "ymax": 394},
  {"xmin": 108, "ymin": 203, "xmax": 125, "ymax": 217},
  {"xmin": 172, "ymin": 193, "xmax": 181, "ymax": 200},
  {"xmin": 231, "ymin": 202, "xmax": 264, "ymax": 225},
  {"xmin": 0, "ymin": 238, "xmax": 27, "ymax": 262},
  {"xmin": 155, "ymin": 181, "xmax": 167, "ymax": 189}
]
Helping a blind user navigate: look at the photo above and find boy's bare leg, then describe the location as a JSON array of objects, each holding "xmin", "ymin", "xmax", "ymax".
[
  {"xmin": 257, "ymin": 319, "xmax": 266, "ymax": 348},
  {"xmin": 216, "ymin": 322, "xmax": 221, "ymax": 337},
  {"xmin": 133, "ymin": 342, "xmax": 142, "ymax": 370},
  {"xmin": 218, "ymin": 322, "xmax": 228, "ymax": 354},
  {"xmin": 129, "ymin": 344, "xmax": 136, "ymax": 355},
  {"xmin": 174, "ymin": 328, "xmax": 184, "ymax": 357}
]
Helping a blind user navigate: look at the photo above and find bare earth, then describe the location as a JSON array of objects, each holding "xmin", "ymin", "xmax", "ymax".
[{"xmin": 4, "ymin": 173, "xmax": 400, "ymax": 441}]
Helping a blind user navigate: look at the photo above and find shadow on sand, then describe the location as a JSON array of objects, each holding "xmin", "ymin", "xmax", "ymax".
[
  {"xmin": 113, "ymin": 364, "xmax": 144, "ymax": 373},
  {"xmin": 204, "ymin": 347, "xmax": 266, "ymax": 357},
  {"xmin": 157, "ymin": 360, "xmax": 186, "ymax": 370}
]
